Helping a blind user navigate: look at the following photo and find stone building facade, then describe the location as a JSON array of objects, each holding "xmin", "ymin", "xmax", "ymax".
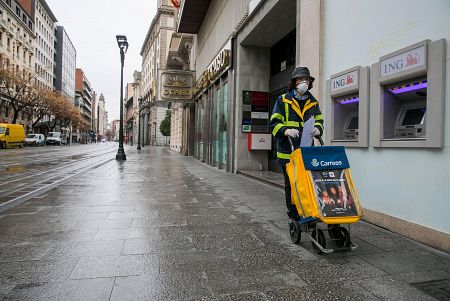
[{"xmin": 140, "ymin": 0, "xmax": 177, "ymax": 146}]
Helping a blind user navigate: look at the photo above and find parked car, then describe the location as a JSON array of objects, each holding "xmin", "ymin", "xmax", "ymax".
[
  {"xmin": 46, "ymin": 132, "xmax": 62, "ymax": 145},
  {"xmin": 0, "ymin": 123, "xmax": 25, "ymax": 149},
  {"xmin": 24, "ymin": 134, "xmax": 46, "ymax": 146}
]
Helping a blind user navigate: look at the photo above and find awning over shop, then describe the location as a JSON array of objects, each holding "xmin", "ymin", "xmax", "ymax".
[{"xmin": 177, "ymin": 0, "xmax": 212, "ymax": 34}]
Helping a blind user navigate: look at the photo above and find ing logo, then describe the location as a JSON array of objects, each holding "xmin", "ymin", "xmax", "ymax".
[{"xmin": 311, "ymin": 159, "xmax": 320, "ymax": 167}]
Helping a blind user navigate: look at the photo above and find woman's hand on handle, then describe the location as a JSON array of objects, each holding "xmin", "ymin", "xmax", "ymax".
[{"xmin": 285, "ymin": 129, "xmax": 300, "ymax": 138}]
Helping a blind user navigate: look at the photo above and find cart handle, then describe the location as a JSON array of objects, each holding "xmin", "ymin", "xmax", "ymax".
[{"xmin": 287, "ymin": 135, "xmax": 324, "ymax": 152}]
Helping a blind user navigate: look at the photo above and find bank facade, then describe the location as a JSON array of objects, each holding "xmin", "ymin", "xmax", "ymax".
[{"xmin": 177, "ymin": 0, "xmax": 449, "ymax": 251}]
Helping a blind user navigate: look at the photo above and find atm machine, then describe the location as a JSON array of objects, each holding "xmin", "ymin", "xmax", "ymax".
[
  {"xmin": 370, "ymin": 39, "xmax": 446, "ymax": 148},
  {"xmin": 325, "ymin": 66, "xmax": 370, "ymax": 147}
]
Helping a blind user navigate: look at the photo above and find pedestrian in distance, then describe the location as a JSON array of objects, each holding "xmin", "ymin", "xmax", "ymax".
[{"xmin": 269, "ymin": 67, "xmax": 324, "ymax": 220}]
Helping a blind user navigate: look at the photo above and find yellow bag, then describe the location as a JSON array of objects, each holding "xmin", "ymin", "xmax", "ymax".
[{"xmin": 286, "ymin": 147, "xmax": 363, "ymax": 224}]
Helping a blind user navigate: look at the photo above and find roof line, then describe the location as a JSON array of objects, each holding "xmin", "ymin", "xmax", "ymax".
[{"xmin": 38, "ymin": 0, "xmax": 58, "ymax": 22}]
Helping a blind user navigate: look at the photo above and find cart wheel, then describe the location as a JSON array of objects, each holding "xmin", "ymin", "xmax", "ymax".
[
  {"xmin": 335, "ymin": 227, "xmax": 351, "ymax": 248},
  {"xmin": 289, "ymin": 219, "xmax": 301, "ymax": 244},
  {"xmin": 311, "ymin": 228, "xmax": 326, "ymax": 254},
  {"xmin": 327, "ymin": 224, "xmax": 341, "ymax": 239}
]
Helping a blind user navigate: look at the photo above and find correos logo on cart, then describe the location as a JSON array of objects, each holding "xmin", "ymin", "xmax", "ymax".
[{"xmin": 311, "ymin": 158, "xmax": 342, "ymax": 167}]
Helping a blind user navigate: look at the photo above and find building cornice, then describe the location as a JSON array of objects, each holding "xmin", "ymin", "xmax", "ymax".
[
  {"xmin": 0, "ymin": 1, "xmax": 36, "ymax": 37},
  {"xmin": 140, "ymin": 4, "xmax": 176, "ymax": 56}
]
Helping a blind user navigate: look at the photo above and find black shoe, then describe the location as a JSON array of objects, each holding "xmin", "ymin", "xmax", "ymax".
[{"xmin": 287, "ymin": 211, "xmax": 299, "ymax": 220}]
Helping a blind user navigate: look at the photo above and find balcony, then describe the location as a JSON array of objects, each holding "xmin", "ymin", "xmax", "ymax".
[
  {"xmin": 7, "ymin": 24, "xmax": 14, "ymax": 35},
  {"xmin": 84, "ymin": 111, "xmax": 91, "ymax": 118},
  {"xmin": 17, "ymin": 35, "xmax": 24, "ymax": 45}
]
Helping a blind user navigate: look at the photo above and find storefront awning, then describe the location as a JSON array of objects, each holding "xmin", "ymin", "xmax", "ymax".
[{"xmin": 177, "ymin": 0, "xmax": 212, "ymax": 34}]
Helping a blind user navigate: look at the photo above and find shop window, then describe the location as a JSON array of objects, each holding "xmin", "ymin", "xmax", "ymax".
[
  {"xmin": 212, "ymin": 86, "xmax": 222, "ymax": 166},
  {"xmin": 220, "ymin": 82, "xmax": 228, "ymax": 166}
]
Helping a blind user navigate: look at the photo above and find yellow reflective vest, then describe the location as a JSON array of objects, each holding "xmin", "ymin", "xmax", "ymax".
[{"xmin": 269, "ymin": 90, "xmax": 324, "ymax": 164}]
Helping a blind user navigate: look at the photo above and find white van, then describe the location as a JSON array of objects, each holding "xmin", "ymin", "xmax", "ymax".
[
  {"xmin": 25, "ymin": 133, "xmax": 46, "ymax": 146},
  {"xmin": 46, "ymin": 132, "xmax": 62, "ymax": 145}
]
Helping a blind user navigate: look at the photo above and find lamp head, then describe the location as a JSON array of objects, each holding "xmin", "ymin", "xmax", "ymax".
[{"xmin": 116, "ymin": 35, "xmax": 129, "ymax": 53}]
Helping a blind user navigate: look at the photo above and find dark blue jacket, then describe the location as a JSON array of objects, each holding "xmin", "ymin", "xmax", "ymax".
[{"xmin": 269, "ymin": 90, "xmax": 324, "ymax": 165}]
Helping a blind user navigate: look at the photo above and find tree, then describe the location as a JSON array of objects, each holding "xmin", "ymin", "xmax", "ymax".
[
  {"xmin": 160, "ymin": 110, "xmax": 171, "ymax": 146},
  {"xmin": 0, "ymin": 66, "xmax": 37, "ymax": 124},
  {"xmin": 47, "ymin": 92, "xmax": 75, "ymax": 131},
  {"xmin": 160, "ymin": 110, "xmax": 171, "ymax": 136},
  {"xmin": 31, "ymin": 88, "xmax": 54, "ymax": 129}
]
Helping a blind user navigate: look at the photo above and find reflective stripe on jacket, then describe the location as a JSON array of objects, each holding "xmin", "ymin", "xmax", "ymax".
[{"xmin": 269, "ymin": 90, "xmax": 324, "ymax": 164}]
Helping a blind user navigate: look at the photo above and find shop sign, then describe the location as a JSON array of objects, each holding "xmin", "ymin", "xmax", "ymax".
[
  {"xmin": 248, "ymin": 133, "xmax": 272, "ymax": 150},
  {"xmin": 160, "ymin": 70, "xmax": 194, "ymax": 101},
  {"xmin": 242, "ymin": 125, "xmax": 251, "ymax": 132},
  {"xmin": 331, "ymin": 70, "xmax": 358, "ymax": 92},
  {"xmin": 380, "ymin": 45, "xmax": 425, "ymax": 77},
  {"xmin": 242, "ymin": 90, "xmax": 269, "ymax": 133},
  {"xmin": 194, "ymin": 49, "xmax": 231, "ymax": 96},
  {"xmin": 251, "ymin": 112, "xmax": 269, "ymax": 119}
]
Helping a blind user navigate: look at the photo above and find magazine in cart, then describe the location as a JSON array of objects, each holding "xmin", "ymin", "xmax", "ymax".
[{"xmin": 311, "ymin": 169, "xmax": 358, "ymax": 217}]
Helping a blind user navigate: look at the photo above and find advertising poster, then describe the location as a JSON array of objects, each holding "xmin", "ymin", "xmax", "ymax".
[{"xmin": 311, "ymin": 169, "xmax": 358, "ymax": 217}]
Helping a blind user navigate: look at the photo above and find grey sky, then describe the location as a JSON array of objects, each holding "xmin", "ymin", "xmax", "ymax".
[{"xmin": 45, "ymin": 0, "xmax": 157, "ymax": 121}]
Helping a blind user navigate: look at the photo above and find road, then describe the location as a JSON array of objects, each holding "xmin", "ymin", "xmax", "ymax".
[{"xmin": 0, "ymin": 142, "xmax": 119, "ymax": 212}]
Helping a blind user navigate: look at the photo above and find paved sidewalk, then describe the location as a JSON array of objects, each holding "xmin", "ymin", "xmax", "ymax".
[{"xmin": 0, "ymin": 147, "xmax": 449, "ymax": 300}]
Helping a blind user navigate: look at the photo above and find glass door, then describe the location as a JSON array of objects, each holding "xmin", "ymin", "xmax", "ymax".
[
  {"xmin": 212, "ymin": 86, "xmax": 221, "ymax": 166},
  {"xmin": 220, "ymin": 82, "xmax": 228, "ymax": 167}
]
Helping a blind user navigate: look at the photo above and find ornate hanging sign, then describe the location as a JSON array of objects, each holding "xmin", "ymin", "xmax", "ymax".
[{"xmin": 158, "ymin": 70, "xmax": 194, "ymax": 102}]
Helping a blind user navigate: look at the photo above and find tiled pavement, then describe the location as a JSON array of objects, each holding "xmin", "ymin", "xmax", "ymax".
[{"xmin": 0, "ymin": 147, "xmax": 449, "ymax": 300}]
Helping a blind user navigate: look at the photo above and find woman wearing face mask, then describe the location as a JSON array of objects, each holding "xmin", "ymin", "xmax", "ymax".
[{"xmin": 269, "ymin": 67, "xmax": 324, "ymax": 220}]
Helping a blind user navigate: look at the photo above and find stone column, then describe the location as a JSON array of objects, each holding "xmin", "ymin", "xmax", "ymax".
[
  {"xmin": 297, "ymin": 0, "xmax": 323, "ymax": 98},
  {"xmin": 139, "ymin": 113, "xmax": 144, "ymax": 147},
  {"xmin": 144, "ymin": 112, "xmax": 149, "ymax": 145}
]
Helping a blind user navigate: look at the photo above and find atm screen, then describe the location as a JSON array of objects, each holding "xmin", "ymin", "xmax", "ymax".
[
  {"xmin": 347, "ymin": 117, "xmax": 359, "ymax": 130},
  {"xmin": 401, "ymin": 108, "xmax": 425, "ymax": 126}
]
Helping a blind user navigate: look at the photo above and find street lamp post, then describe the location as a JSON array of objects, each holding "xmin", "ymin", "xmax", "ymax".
[
  {"xmin": 116, "ymin": 35, "xmax": 128, "ymax": 161},
  {"xmin": 137, "ymin": 98, "xmax": 142, "ymax": 150}
]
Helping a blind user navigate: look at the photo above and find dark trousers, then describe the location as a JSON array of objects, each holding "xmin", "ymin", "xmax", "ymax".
[{"xmin": 281, "ymin": 165, "xmax": 298, "ymax": 218}]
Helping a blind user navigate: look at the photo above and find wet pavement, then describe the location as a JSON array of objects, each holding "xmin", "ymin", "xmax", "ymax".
[
  {"xmin": 0, "ymin": 147, "xmax": 449, "ymax": 300},
  {"xmin": 0, "ymin": 143, "xmax": 117, "ymax": 210}
]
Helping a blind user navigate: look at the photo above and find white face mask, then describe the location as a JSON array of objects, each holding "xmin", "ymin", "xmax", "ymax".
[{"xmin": 296, "ymin": 81, "xmax": 309, "ymax": 94}]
